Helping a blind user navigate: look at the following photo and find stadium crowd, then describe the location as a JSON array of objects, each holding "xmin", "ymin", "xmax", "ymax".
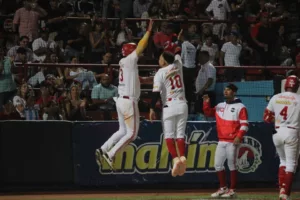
[{"xmin": 0, "ymin": 0, "xmax": 299, "ymax": 121}]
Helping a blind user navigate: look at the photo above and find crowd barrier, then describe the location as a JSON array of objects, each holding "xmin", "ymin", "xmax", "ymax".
[{"xmin": 0, "ymin": 120, "xmax": 282, "ymax": 189}]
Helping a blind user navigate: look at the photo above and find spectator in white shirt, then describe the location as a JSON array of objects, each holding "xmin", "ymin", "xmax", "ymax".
[
  {"xmin": 219, "ymin": 31, "xmax": 243, "ymax": 81},
  {"xmin": 133, "ymin": 0, "xmax": 152, "ymax": 18},
  {"xmin": 32, "ymin": 31, "xmax": 58, "ymax": 62},
  {"xmin": 201, "ymin": 35, "xmax": 219, "ymax": 65},
  {"xmin": 206, "ymin": 0, "xmax": 231, "ymax": 38},
  {"xmin": 195, "ymin": 50, "xmax": 216, "ymax": 114},
  {"xmin": 178, "ymin": 30, "xmax": 197, "ymax": 113},
  {"xmin": 7, "ymin": 36, "xmax": 34, "ymax": 62}
]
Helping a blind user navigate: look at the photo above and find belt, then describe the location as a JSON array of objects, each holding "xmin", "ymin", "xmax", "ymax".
[
  {"xmin": 275, "ymin": 126, "xmax": 297, "ymax": 130},
  {"xmin": 119, "ymin": 96, "xmax": 138, "ymax": 101},
  {"xmin": 167, "ymin": 97, "xmax": 185, "ymax": 101}
]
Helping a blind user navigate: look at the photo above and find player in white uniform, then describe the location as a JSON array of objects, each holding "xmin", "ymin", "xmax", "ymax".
[
  {"xmin": 95, "ymin": 20, "xmax": 153, "ymax": 169},
  {"xmin": 264, "ymin": 75, "xmax": 300, "ymax": 200},
  {"xmin": 149, "ymin": 43, "xmax": 188, "ymax": 177}
]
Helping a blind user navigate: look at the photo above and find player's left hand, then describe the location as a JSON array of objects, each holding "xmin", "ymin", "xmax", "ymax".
[
  {"xmin": 149, "ymin": 108, "xmax": 156, "ymax": 123},
  {"xmin": 233, "ymin": 137, "xmax": 241, "ymax": 145}
]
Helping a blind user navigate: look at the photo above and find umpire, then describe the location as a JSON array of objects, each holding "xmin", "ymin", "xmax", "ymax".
[{"xmin": 195, "ymin": 50, "xmax": 216, "ymax": 114}]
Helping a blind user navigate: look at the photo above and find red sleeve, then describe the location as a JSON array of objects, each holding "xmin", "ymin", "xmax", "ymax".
[
  {"xmin": 203, "ymin": 101, "xmax": 216, "ymax": 117},
  {"xmin": 263, "ymin": 108, "xmax": 275, "ymax": 123},
  {"xmin": 237, "ymin": 107, "xmax": 249, "ymax": 139},
  {"xmin": 153, "ymin": 32, "xmax": 160, "ymax": 45},
  {"xmin": 250, "ymin": 23, "xmax": 261, "ymax": 38}
]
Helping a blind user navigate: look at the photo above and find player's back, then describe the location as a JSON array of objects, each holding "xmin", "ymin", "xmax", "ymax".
[
  {"xmin": 271, "ymin": 92, "xmax": 300, "ymax": 129},
  {"xmin": 158, "ymin": 62, "xmax": 186, "ymax": 105},
  {"xmin": 118, "ymin": 51, "xmax": 140, "ymax": 99}
]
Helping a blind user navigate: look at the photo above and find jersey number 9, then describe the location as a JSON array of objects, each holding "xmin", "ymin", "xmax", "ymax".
[{"xmin": 169, "ymin": 74, "xmax": 182, "ymax": 90}]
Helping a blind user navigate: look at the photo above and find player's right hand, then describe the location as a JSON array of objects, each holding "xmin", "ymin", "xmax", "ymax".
[
  {"xmin": 149, "ymin": 108, "xmax": 156, "ymax": 123},
  {"xmin": 202, "ymin": 94, "xmax": 210, "ymax": 103},
  {"xmin": 147, "ymin": 19, "xmax": 154, "ymax": 32}
]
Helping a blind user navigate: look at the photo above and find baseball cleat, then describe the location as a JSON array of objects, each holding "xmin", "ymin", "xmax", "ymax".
[
  {"xmin": 171, "ymin": 157, "xmax": 181, "ymax": 177},
  {"xmin": 279, "ymin": 194, "xmax": 290, "ymax": 200},
  {"xmin": 103, "ymin": 153, "xmax": 115, "ymax": 170},
  {"xmin": 211, "ymin": 187, "xmax": 228, "ymax": 197},
  {"xmin": 95, "ymin": 148, "xmax": 104, "ymax": 167},
  {"xmin": 178, "ymin": 156, "xmax": 187, "ymax": 176},
  {"xmin": 279, "ymin": 188, "xmax": 286, "ymax": 199},
  {"xmin": 221, "ymin": 189, "xmax": 236, "ymax": 198}
]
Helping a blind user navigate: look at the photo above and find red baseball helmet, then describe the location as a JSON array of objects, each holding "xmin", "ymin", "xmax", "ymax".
[
  {"xmin": 122, "ymin": 43, "xmax": 137, "ymax": 57},
  {"xmin": 285, "ymin": 75, "xmax": 299, "ymax": 91},
  {"xmin": 163, "ymin": 41, "xmax": 181, "ymax": 54}
]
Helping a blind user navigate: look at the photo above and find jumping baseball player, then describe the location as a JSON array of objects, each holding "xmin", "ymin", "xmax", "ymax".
[
  {"xmin": 203, "ymin": 83, "xmax": 249, "ymax": 198},
  {"xmin": 95, "ymin": 19, "xmax": 153, "ymax": 169},
  {"xmin": 149, "ymin": 43, "xmax": 188, "ymax": 177},
  {"xmin": 264, "ymin": 75, "xmax": 300, "ymax": 200}
]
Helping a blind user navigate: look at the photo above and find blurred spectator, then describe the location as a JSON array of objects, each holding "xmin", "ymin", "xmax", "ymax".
[
  {"xmin": 220, "ymin": 32, "xmax": 242, "ymax": 81},
  {"xmin": 74, "ymin": 0, "xmax": 95, "ymax": 15},
  {"xmin": 183, "ymin": 0, "xmax": 198, "ymax": 19},
  {"xmin": 62, "ymin": 23, "xmax": 90, "ymax": 62},
  {"xmin": 28, "ymin": 52, "xmax": 64, "ymax": 87},
  {"xmin": 92, "ymin": 52, "xmax": 113, "ymax": 78},
  {"xmin": 178, "ymin": 30, "xmax": 197, "ymax": 113},
  {"xmin": 64, "ymin": 56, "xmax": 97, "ymax": 89},
  {"xmin": 0, "ymin": 57, "xmax": 17, "ymax": 110},
  {"xmin": 7, "ymin": 36, "xmax": 34, "ymax": 62},
  {"xmin": 201, "ymin": 35, "xmax": 219, "ymax": 65},
  {"xmin": 13, "ymin": 0, "xmax": 47, "ymax": 42},
  {"xmin": 58, "ymin": 0, "xmax": 74, "ymax": 14},
  {"xmin": 187, "ymin": 23, "xmax": 201, "ymax": 47},
  {"xmin": 24, "ymin": 95, "xmax": 40, "ymax": 120},
  {"xmin": 115, "ymin": 0, "xmax": 134, "ymax": 18},
  {"xmin": 89, "ymin": 21, "xmax": 108, "ymax": 63},
  {"xmin": 64, "ymin": 84, "xmax": 87, "ymax": 120},
  {"xmin": 153, "ymin": 22, "xmax": 175, "ymax": 54},
  {"xmin": 32, "ymin": 31, "xmax": 59, "ymax": 62},
  {"xmin": 45, "ymin": 0, "xmax": 68, "ymax": 34},
  {"xmin": 9, "ymin": 96, "xmax": 26, "ymax": 119},
  {"xmin": 133, "ymin": 0, "xmax": 152, "ymax": 18},
  {"xmin": 206, "ymin": 0, "xmax": 231, "ymax": 38},
  {"xmin": 195, "ymin": 50, "xmax": 216, "ymax": 114},
  {"xmin": 91, "ymin": 74, "xmax": 117, "ymax": 120},
  {"xmin": 166, "ymin": 2, "xmax": 185, "ymax": 19},
  {"xmin": 113, "ymin": 19, "xmax": 133, "ymax": 47},
  {"xmin": 16, "ymin": 82, "xmax": 32, "ymax": 101},
  {"xmin": 250, "ymin": 13, "xmax": 275, "ymax": 65}
]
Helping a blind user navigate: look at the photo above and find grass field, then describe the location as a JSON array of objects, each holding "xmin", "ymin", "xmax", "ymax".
[{"xmin": 1, "ymin": 190, "xmax": 300, "ymax": 200}]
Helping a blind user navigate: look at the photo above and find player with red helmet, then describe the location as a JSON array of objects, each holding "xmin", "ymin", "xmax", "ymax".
[
  {"xmin": 264, "ymin": 75, "xmax": 300, "ymax": 200},
  {"xmin": 95, "ymin": 19, "xmax": 154, "ymax": 170}
]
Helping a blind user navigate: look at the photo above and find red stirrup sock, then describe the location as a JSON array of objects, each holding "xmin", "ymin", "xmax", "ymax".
[
  {"xmin": 278, "ymin": 166, "xmax": 286, "ymax": 189},
  {"xmin": 230, "ymin": 170, "xmax": 237, "ymax": 189},
  {"xmin": 165, "ymin": 138, "xmax": 178, "ymax": 159},
  {"xmin": 217, "ymin": 170, "xmax": 226, "ymax": 188},
  {"xmin": 176, "ymin": 138, "xmax": 185, "ymax": 157}
]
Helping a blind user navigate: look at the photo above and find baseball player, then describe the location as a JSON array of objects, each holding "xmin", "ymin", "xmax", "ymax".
[
  {"xmin": 203, "ymin": 83, "xmax": 249, "ymax": 198},
  {"xmin": 264, "ymin": 75, "xmax": 300, "ymax": 200},
  {"xmin": 149, "ymin": 44, "xmax": 188, "ymax": 177},
  {"xmin": 95, "ymin": 19, "xmax": 153, "ymax": 169}
]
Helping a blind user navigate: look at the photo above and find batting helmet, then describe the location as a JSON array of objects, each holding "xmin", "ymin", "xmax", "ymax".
[
  {"xmin": 163, "ymin": 41, "xmax": 181, "ymax": 54},
  {"xmin": 285, "ymin": 75, "xmax": 299, "ymax": 91},
  {"xmin": 122, "ymin": 43, "xmax": 137, "ymax": 57}
]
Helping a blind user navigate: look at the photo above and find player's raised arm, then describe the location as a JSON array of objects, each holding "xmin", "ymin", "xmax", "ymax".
[
  {"xmin": 202, "ymin": 94, "xmax": 216, "ymax": 117},
  {"xmin": 136, "ymin": 19, "xmax": 154, "ymax": 56}
]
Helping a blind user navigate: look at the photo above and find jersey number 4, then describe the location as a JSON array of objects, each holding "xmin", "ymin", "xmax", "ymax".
[
  {"xmin": 280, "ymin": 106, "xmax": 288, "ymax": 120},
  {"xmin": 169, "ymin": 75, "xmax": 182, "ymax": 90}
]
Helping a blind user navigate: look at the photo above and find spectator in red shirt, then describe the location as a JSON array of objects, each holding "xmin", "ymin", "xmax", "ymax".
[{"xmin": 153, "ymin": 22, "xmax": 176, "ymax": 55}]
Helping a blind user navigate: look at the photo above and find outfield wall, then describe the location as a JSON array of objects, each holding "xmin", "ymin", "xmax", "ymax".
[{"xmin": 0, "ymin": 121, "xmax": 282, "ymax": 189}]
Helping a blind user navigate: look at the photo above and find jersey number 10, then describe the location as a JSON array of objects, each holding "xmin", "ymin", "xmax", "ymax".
[{"xmin": 169, "ymin": 75, "xmax": 183, "ymax": 90}]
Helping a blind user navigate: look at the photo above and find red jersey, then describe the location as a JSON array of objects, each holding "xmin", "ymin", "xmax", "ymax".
[{"xmin": 203, "ymin": 98, "xmax": 249, "ymax": 142}]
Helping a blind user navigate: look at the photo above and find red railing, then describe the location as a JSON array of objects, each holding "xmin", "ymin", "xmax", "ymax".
[{"xmin": 14, "ymin": 62, "xmax": 297, "ymax": 82}]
